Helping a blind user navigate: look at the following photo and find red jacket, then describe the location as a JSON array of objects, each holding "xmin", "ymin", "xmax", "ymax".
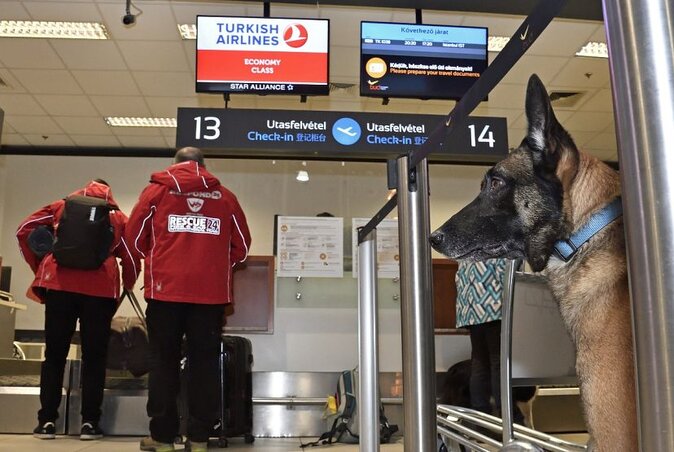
[
  {"xmin": 16, "ymin": 181, "xmax": 140, "ymax": 303},
  {"xmin": 125, "ymin": 161, "xmax": 252, "ymax": 304}
]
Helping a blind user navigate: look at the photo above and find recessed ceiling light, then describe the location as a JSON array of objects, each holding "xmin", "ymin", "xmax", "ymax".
[
  {"xmin": 178, "ymin": 24, "xmax": 196, "ymax": 40},
  {"xmin": 296, "ymin": 170, "xmax": 309, "ymax": 182},
  {"xmin": 105, "ymin": 117, "xmax": 177, "ymax": 128},
  {"xmin": 576, "ymin": 41, "xmax": 608, "ymax": 58},
  {"xmin": 488, "ymin": 36, "xmax": 510, "ymax": 52},
  {"xmin": 0, "ymin": 20, "xmax": 109, "ymax": 40}
]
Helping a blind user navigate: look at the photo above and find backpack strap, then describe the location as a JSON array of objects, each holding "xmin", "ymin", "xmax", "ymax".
[{"xmin": 121, "ymin": 290, "xmax": 147, "ymax": 329}]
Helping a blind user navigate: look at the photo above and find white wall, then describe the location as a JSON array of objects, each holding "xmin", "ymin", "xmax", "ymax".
[{"xmin": 0, "ymin": 154, "xmax": 488, "ymax": 372}]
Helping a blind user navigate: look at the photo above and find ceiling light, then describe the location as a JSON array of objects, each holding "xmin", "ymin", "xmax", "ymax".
[
  {"xmin": 105, "ymin": 117, "xmax": 177, "ymax": 127},
  {"xmin": 488, "ymin": 36, "xmax": 510, "ymax": 52},
  {"xmin": 296, "ymin": 170, "xmax": 309, "ymax": 182},
  {"xmin": 576, "ymin": 42, "xmax": 608, "ymax": 58},
  {"xmin": 178, "ymin": 24, "xmax": 196, "ymax": 40},
  {"xmin": 0, "ymin": 20, "xmax": 109, "ymax": 39}
]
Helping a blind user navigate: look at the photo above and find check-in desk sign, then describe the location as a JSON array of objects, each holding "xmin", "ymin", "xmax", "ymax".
[{"xmin": 176, "ymin": 107, "xmax": 508, "ymax": 162}]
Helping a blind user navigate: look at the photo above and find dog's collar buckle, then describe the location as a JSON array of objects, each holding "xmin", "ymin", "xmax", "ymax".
[{"xmin": 553, "ymin": 197, "xmax": 623, "ymax": 262}]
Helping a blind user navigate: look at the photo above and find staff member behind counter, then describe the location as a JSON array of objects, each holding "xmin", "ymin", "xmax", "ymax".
[{"xmin": 125, "ymin": 147, "xmax": 251, "ymax": 452}]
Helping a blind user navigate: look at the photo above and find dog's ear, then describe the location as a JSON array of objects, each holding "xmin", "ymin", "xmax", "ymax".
[{"xmin": 525, "ymin": 74, "xmax": 579, "ymax": 183}]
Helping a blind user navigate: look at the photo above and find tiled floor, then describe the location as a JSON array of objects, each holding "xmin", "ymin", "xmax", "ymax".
[{"xmin": 0, "ymin": 435, "xmax": 405, "ymax": 451}]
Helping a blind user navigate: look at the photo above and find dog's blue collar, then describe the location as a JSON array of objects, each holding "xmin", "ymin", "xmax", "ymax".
[{"xmin": 553, "ymin": 197, "xmax": 623, "ymax": 262}]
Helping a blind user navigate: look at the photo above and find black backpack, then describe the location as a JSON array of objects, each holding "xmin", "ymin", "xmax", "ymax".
[{"xmin": 52, "ymin": 195, "xmax": 114, "ymax": 270}]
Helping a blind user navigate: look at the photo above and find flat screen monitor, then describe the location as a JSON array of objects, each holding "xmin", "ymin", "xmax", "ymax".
[
  {"xmin": 196, "ymin": 16, "xmax": 329, "ymax": 96},
  {"xmin": 360, "ymin": 21, "xmax": 488, "ymax": 100}
]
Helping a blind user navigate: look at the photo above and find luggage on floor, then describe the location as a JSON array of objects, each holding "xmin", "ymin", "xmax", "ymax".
[{"xmin": 179, "ymin": 335, "xmax": 254, "ymax": 447}]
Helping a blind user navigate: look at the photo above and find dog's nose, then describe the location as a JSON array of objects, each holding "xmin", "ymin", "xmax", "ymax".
[{"xmin": 430, "ymin": 231, "xmax": 444, "ymax": 247}]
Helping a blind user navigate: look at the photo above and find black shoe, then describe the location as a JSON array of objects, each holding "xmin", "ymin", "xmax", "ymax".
[
  {"xmin": 80, "ymin": 421, "xmax": 104, "ymax": 440},
  {"xmin": 33, "ymin": 421, "xmax": 56, "ymax": 439}
]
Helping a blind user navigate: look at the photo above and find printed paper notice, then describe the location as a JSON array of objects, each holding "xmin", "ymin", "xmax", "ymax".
[
  {"xmin": 352, "ymin": 218, "xmax": 400, "ymax": 278},
  {"xmin": 277, "ymin": 216, "xmax": 344, "ymax": 277}
]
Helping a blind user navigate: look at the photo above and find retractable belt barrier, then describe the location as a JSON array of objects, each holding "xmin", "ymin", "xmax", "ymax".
[{"xmin": 357, "ymin": 0, "xmax": 568, "ymax": 245}]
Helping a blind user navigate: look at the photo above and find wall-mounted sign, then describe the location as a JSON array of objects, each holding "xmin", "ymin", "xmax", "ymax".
[
  {"xmin": 176, "ymin": 107, "xmax": 507, "ymax": 162},
  {"xmin": 276, "ymin": 216, "xmax": 344, "ymax": 278}
]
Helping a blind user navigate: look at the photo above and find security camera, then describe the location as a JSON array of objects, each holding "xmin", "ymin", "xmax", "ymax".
[{"xmin": 122, "ymin": 13, "xmax": 136, "ymax": 25}]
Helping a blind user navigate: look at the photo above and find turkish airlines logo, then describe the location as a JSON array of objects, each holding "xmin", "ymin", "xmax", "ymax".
[
  {"xmin": 187, "ymin": 198, "xmax": 204, "ymax": 213},
  {"xmin": 283, "ymin": 24, "xmax": 308, "ymax": 48}
]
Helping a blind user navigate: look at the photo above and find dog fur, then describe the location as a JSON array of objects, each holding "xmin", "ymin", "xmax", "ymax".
[{"xmin": 430, "ymin": 74, "xmax": 637, "ymax": 451}]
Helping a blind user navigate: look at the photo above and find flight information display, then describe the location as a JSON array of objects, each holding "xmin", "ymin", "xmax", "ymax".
[{"xmin": 360, "ymin": 21, "xmax": 488, "ymax": 100}]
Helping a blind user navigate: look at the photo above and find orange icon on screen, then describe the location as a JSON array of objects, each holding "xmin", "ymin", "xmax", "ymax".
[{"xmin": 365, "ymin": 57, "xmax": 387, "ymax": 79}]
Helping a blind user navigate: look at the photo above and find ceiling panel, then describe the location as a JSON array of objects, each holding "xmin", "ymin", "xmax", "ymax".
[
  {"xmin": 6, "ymin": 115, "xmax": 64, "ymax": 134},
  {"xmin": 23, "ymin": 133, "xmax": 74, "ymax": 146},
  {"xmin": 1, "ymin": 2, "xmax": 30, "ymax": 19},
  {"xmin": 580, "ymin": 89, "xmax": 614, "ymax": 112},
  {"xmin": 0, "ymin": 93, "xmax": 47, "ymax": 115},
  {"xmin": 527, "ymin": 20, "xmax": 600, "ymax": 57},
  {"xmin": 2, "ymin": 134, "xmax": 30, "ymax": 145},
  {"xmin": 585, "ymin": 132, "xmax": 618, "ymax": 151},
  {"xmin": 69, "ymin": 134, "xmax": 121, "ymax": 147},
  {"xmin": 51, "ymin": 41, "xmax": 129, "ymax": 71},
  {"xmin": 549, "ymin": 55, "xmax": 610, "ymax": 88},
  {"xmin": 146, "ymin": 96, "xmax": 197, "ymax": 117},
  {"xmin": 89, "ymin": 95, "xmax": 151, "ymax": 117},
  {"xmin": 116, "ymin": 135, "xmax": 168, "ymax": 147},
  {"xmin": 500, "ymin": 55, "xmax": 569, "ymax": 86},
  {"xmin": 22, "ymin": 1, "xmax": 104, "ymax": 21},
  {"xmin": 117, "ymin": 41, "xmax": 190, "ymax": 71},
  {"xmin": 53, "ymin": 116, "xmax": 112, "ymax": 135},
  {"xmin": 0, "ymin": 68, "xmax": 27, "ymax": 93},
  {"xmin": 34, "ymin": 94, "xmax": 99, "ymax": 116},
  {"xmin": 71, "ymin": 70, "xmax": 141, "ymax": 96},
  {"xmin": 0, "ymin": 39, "xmax": 65, "ymax": 69},
  {"xmin": 171, "ymin": 2, "xmax": 256, "ymax": 22},
  {"xmin": 10, "ymin": 69, "xmax": 83, "ymax": 94},
  {"xmin": 110, "ymin": 126, "xmax": 162, "ymax": 137},
  {"xmin": 564, "ymin": 111, "xmax": 614, "ymax": 133},
  {"xmin": 133, "ymin": 71, "xmax": 195, "ymax": 97}
]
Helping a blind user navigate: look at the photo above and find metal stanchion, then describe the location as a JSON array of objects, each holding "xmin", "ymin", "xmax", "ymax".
[
  {"xmin": 603, "ymin": 1, "xmax": 674, "ymax": 451},
  {"xmin": 499, "ymin": 260, "xmax": 542, "ymax": 452},
  {"xmin": 396, "ymin": 156, "xmax": 437, "ymax": 452},
  {"xmin": 357, "ymin": 227, "xmax": 380, "ymax": 452}
]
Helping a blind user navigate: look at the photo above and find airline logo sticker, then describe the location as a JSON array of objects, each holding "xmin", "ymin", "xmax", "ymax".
[
  {"xmin": 168, "ymin": 215, "xmax": 220, "ymax": 235},
  {"xmin": 283, "ymin": 24, "xmax": 308, "ymax": 48}
]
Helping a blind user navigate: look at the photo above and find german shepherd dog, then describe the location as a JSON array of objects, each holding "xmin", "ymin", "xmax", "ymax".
[{"xmin": 430, "ymin": 74, "xmax": 636, "ymax": 451}]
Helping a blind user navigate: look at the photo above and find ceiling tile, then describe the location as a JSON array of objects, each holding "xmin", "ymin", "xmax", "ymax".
[
  {"xmin": 0, "ymin": 68, "xmax": 27, "ymax": 93},
  {"xmin": 579, "ymin": 89, "xmax": 614, "ymax": 112},
  {"xmin": 34, "ymin": 94, "xmax": 98, "ymax": 116},
  {"xmin": 10, "ymin": 69, "xmax": 83, "ymax": 94},
  {"xmin": 145, "ymin": 97, "xmax": 195, "ymax": 117},
  {"xmin": 528, "ymin": 20, "xmax": 600, "ymax": 57},
  {"xmin": 589, "ymin": 148, "xmax": 618, "ymax": 161},
  {"xmin": 508, "ymin": 128, "xmax": 526, "ymax": 147},
  {"xmin": 98, "ymin": 3, "xmax": 181, "ymax": 41},
  {"xmin": 511, "ymin": 109, "xmax": 574, "ymax": 129},
  {"xmin": 71, "ymin": 70, "xmax": 140, "ymax": 95},
  {"xmin": 329, "ymin": 46, "xmax": 358, "ymax": 80},
  {"xmin": 1, "ymin": 133, "xmax": 29, "ymax": 145},
  {"xmin": 197, "ymin": 93, "xmax": 232, "ymax": 108},
  {"xmin": 6, "ymin": 115, "xmax": 64, "ymax": 134},
  {"xmin": 163, "ymin": 135, "xmax": 176, "ymax": 148},
  {"xmin": 500, "ymin": 55, "xmax": 569, "ymax": 86},
  {"xmin": 471, "ymin": 107, "xmax": 523, "ymax": 126},
  {"xmin": 23, "ymin": 133, "xmax": 74, "ymax": 146},
  {"xmin": 0, "ymin": 39, "xmax": 65, "ymax": 69},
  {"xmin": 3, "ymin": 122, "xmax": 16, "ymax": 133},
  {"xmin": 53, "ymin": 116, "xmax": 112, "ymax": 134},
  {"xmin": 116, "ymin": 135, "xmax": 168, "ymax": 147},
  {"xmin": 182, "ymin": 40, "xmax": 196, "ymax": 75},
  {"xmin": 564, "ymin": 111, "xmax": 614, "ymax": 133},
  {"xmin": 565, "ymin": 130, "xmax": 598, "ymax": 148},
  {"xmin": 461, "ymin": 13, "xmax": 522, "ymax": 36},
  {"xmin": 0, "ymin": 93, "xmax": 47, "ymax": 115},
  {"xmin": 89, "ymin": 95, "xmax": 151, "ymax": 117},
  {"xmin": 117, "ymin": 41, "xmax": 190, "ymax": 71},
  {"xmin": 22, "ymin": 1, "xmax": 103, "ymax": 21},
  {"xmin": 133, "ymin": 72, "xmax": 195, "ymax": 97},
  {"xmin": 549, "ymin": 55, "xmax": 610, "ymax": 89},
  {"xmin": 51, "ymin": 41, "xmax": 128, "ymax": 71},
  {"xmin": 171, "ymin": 2, "xmax": 254, "ymax": 23},
  {"xmin": 69, "ymin": 134, "xmax": 121, "ymax": 147},
  {"xmin": 1, "ymin": 2, "xmax": 30, "ymax": 20}
]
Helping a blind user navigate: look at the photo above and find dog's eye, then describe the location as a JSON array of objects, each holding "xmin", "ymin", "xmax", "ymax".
[{"xmin": 490, "ymin": 178, "xmax": 505, "ymax": 191}]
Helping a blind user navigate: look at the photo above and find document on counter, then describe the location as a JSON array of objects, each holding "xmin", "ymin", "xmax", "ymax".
[{"xmin": 276, "ymin": 216, "xmax": 344, "ymax": 277}]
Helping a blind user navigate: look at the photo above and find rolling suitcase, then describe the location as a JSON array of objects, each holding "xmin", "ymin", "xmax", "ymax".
[{"xmin": 215, "ymin": 335, "xmax": 255, "ymax": 447}]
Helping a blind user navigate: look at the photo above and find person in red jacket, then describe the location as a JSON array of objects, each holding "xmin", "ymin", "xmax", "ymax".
[
  {"xmin": 16, "ymin": 179, "xmax": 140, "ymax": 441},
  {"xmin": 125, "ymin": 148, "xmax": 251, "ymax": 452}
]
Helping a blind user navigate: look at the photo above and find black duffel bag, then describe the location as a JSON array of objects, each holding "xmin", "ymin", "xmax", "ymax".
[{"xmin": 107, "ymin": 290, "xmax": 150, "ymax": 378}]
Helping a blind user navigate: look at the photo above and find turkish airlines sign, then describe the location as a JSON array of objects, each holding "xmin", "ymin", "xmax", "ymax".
[{"xmin": 196, "ymin": 16, "xmax": 329, "ymax": 95}]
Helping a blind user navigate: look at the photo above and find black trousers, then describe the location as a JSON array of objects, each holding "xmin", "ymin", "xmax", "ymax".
[
  {"xmin": 146, "ymin": 299, "xmax": 224, "ymax": 444},
  {"xmin": 468, "ymin": 320, "xmax": 502, "ymax": 415},
  {"xmin": 39, "ymin": 290, "xmax": 116, "ymax": 424}
]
